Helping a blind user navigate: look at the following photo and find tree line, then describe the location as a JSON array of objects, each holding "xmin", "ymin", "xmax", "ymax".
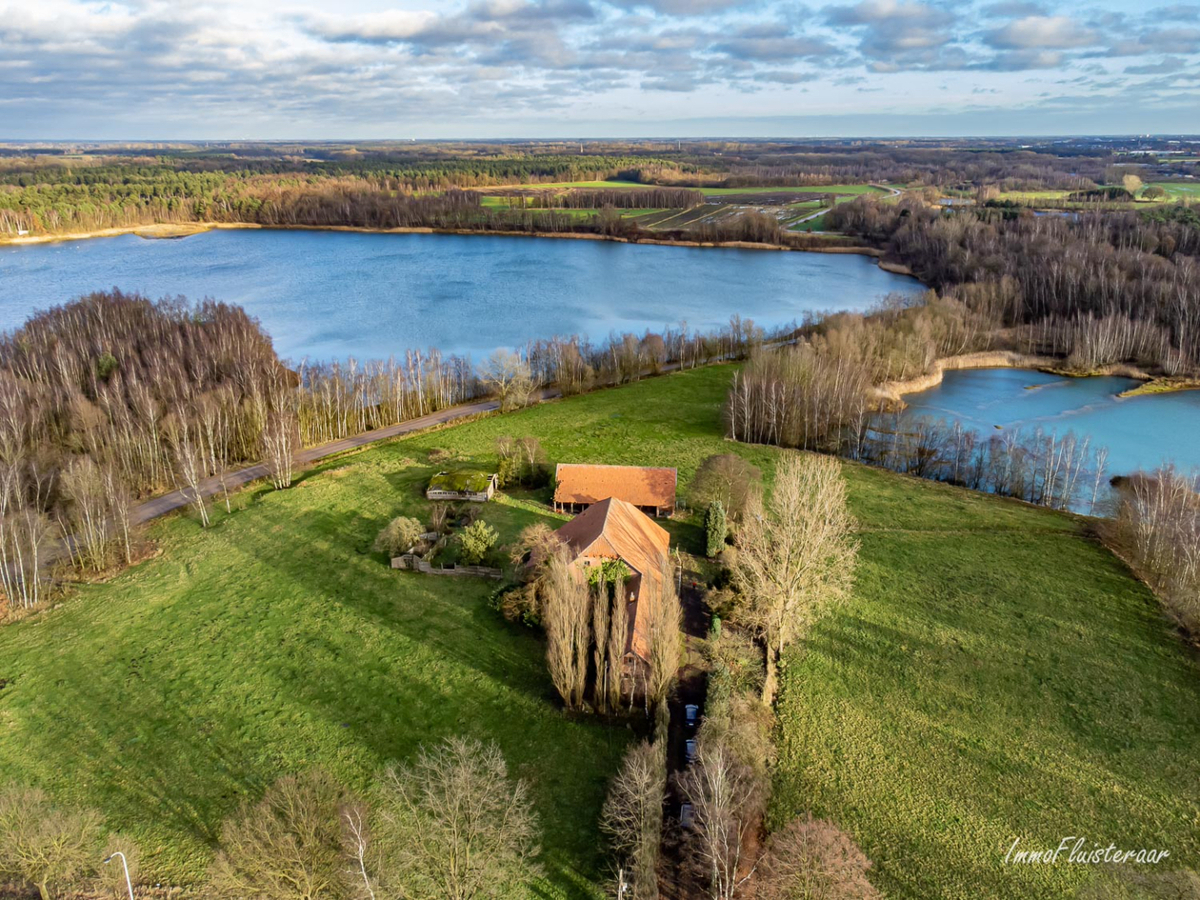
[
  {"xmin": 827, "ymin": 198, "xmax": 1200, "ymax": 374},
  {"xmin": 0, "ymin": 291, "xmax": 777, "ymax": 616}
]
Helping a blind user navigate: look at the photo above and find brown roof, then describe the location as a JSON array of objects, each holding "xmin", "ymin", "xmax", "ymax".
[
  {"xmin": 554, "ymin": 464, "xmax": 677, "ymax": 510},
  {"xmin": 555, "ymin": 497, "xmax": 671, "ymax": 661}
]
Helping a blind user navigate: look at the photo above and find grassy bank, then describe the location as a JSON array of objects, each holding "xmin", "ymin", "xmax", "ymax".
[{"xmin": 0, "ymin": 366, "xmax": 1197, "ymax": 897}]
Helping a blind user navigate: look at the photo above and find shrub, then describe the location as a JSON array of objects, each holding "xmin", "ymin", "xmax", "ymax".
[
  {"xmin": 705, "ymin": 500, "xmax": 728, "ymax": 558},
  {"xmin": 460, "ymin": 520, "xmax": 499, "ymax": 564},
  {"xmin": 373, "ymin": 516, "xmax": 424, "ymax": 556}
]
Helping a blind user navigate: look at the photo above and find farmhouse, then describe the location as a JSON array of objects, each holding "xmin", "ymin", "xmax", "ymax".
[
  {"xmin": 426, "ymin": 470, "xmax": 498, "ymax": 502},
  {"xmin": 555, "ymin": 496, "xmax": 671, "ymax": 675},
  {"xmin": 553, "ymin": 463, "xmax": 677, "ymax": 517}
]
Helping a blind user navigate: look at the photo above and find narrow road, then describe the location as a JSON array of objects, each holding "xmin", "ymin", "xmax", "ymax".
[{"xmin": 131, "ymin": 396, "xmax": 507, "ymax": 525}]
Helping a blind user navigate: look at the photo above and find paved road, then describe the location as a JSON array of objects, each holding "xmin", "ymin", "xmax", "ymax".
[{"xmin": 130, "ymin": 396, "xmax": 508, "ymax": 525}]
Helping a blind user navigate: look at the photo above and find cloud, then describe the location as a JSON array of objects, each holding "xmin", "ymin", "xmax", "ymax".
[
  {"xmin": 607, "ymin": 0, "xmax": 755, "ymax": 13},
  {"xmin": 3, "ymin": 0, "xmax": 1198, "ymax": 139},
  {"xmin": 984, "ymin": 15, "xmax": 1100, "ymax": 50},
  {"xmin": 823, "ymin": 0, "xmax": 963, "ymax": 70}
]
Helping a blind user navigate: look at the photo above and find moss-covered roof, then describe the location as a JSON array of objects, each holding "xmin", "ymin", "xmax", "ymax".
[{"xmin": 428, "ymin": 471, "xmax": 494, "ymax": 493}]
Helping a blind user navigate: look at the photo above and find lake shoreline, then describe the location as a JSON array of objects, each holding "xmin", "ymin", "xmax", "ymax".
[
  {"xmin": 873, "ymin": 351, "xmax": 1182, "ymax": 407},
  {"xmin": 0, "ymin": 221, "xmax": 895, "ymax": 261}
]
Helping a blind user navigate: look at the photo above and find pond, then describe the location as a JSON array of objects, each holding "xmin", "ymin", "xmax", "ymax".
[
  {"xmin": 0, "ymin": 229, "xmax": 924, "ymax": 361},
  {"xmin": 900, "ymin": 367, "xmax": 1200, "ymax": 478}
]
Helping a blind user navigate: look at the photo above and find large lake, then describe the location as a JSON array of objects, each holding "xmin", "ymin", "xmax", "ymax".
[
  {"xmin": 901, "ymin": 368, "xmax": 1200, "ymax": 478},
  {"xmin": 0, "ymin": 229, "xmax": 923, "ymax": 361}
]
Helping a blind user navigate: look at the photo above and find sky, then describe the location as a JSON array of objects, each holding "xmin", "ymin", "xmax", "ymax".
[{"xmin": 1, "ymin": 0, "xmax": 1198, "ymax": 139}]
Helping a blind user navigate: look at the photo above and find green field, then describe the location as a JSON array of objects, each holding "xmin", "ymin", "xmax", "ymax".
[
  {"xmin": 1150, "ymin": 181, "xmax": 1200, "ymax": 200},
  {"xmin": 1, "ymin": 366, "xmax": 1197, "ymax": 897}
]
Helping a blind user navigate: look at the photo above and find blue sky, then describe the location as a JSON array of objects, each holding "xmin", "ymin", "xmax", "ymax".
[{"xmin": 1, "ymin": 0, "xmax": 1197, "ymax": 139}]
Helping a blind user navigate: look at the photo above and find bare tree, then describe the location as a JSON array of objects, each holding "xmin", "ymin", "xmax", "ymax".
[
  {"xmin": 733, "ymin": 454, "xmax": 858, "ymax": 703},
  {"xmin": 163, "ymin": 409, "xmax": 210, "ymax": 528},
  {"xmin": 341, "ymin": 803, "xmax": 375, "ymax": 900},
  {"xmin": 480, "ymin": 350, "xmax": 534, "ymax": 412},
  {"xmin": 677, "ymin": 737, "xmax": 767, "ymax": 900},
  {"xmin": 542, "ymin": 546, "xmax": 591, "ymax": 709},
  {"xmin": 372, "ymin": 737, "xmax": 540, "ymax": 900},
  {"xmin": 754, "ymin": 815, "xmax": 880, "ymax": 900},
  {"xmin": 690, "ymin": 454, "xmax": 763, "ymax": 520},
  {"xmin": 601, "ymin": 740, "xmax": 666, "ymax": 900},
  {"xmin": 209, "ymin": 770, "xmax": 353, "ymax": 900},
  {"xmin": 0, "ymin": 786, "xmax": 104, "ymax": 900},
  {"xmin": 646, "ymin": 561, "xmax": 682, "ymax": 709},
  {"xmin": 606, "ymin": 579, "xmax": 630, "ymax": 714}
]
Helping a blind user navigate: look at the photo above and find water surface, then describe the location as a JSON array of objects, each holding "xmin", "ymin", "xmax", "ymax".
[
  {"xmin": 901, "ymin": 367, "xmax": 1200, "ymax": 477},
  {"xmin": 0, "ymin": 229, "xmax": 922, "ymax": 361}
]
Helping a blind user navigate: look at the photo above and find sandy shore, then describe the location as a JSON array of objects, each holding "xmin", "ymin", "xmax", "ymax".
[{"xmin": 0, "ymin": 221, "xmax": 895, "ymax": 260}]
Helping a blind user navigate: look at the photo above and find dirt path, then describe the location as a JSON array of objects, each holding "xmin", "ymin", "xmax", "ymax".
[{"xmin": 659, "ymin": 570, "xmax": 711, "ymax": 900}]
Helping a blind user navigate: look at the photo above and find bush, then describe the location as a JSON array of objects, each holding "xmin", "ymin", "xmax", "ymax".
[
  {"xmin": 460, "ymin": 519, "xmax": 499, "ymax": 564},
  {"xmin": 374, "ymin": 516, "xmax": 425, "ymax": 556},
  {"xmin": 705, "ymin": 500, "xmax": 728, "ymax": 558}
]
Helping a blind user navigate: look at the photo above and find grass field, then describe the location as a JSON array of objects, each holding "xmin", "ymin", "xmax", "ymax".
[
  {"xmin": 0, "ymin": 456, "xmax": 626, "ymax": 894},
  {"xmin": 1150, "ymin": 181, "xmax": 1200, "ymax": 200},
  {"xmin": 1, "ymin": 366, "xmax": 1197, "ymax": 897}
]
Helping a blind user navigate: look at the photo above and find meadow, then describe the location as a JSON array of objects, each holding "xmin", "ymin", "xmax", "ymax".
[{"xmin": 1, "ymin": 365, "xmax": 1197, "ymax": 898}]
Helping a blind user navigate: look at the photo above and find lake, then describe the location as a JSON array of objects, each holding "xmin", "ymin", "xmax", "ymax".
[
  {"xmin": 901, "ymin": 367, "xmax": 1200, "ymax": 478},
  {"xmin": 0, "ymin": 229, "xmax": 923, "ymax": 361}
]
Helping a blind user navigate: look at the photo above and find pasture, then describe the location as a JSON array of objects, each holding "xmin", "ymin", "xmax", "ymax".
[{"xmin": 0, "ymin": 365, "xmax": 1196, "ymax": 898}]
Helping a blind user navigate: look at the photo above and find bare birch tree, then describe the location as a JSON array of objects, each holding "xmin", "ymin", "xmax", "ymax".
[
  {"xmin": 601, "ymin": 740, "xmax": 666, "ymax": 900},
  {"xmin": 677, "ymin": 737, "xmax": 767, "ymax": 900}
]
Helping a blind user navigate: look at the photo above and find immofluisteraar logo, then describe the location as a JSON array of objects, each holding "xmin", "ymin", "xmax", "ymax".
[{"xmin": 1005, "ymin": 837, "xmax": 1171, "ymax": 865}]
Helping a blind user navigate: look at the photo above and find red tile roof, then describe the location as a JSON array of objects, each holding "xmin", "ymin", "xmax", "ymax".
[
  {"xmin": 554, "ymin": 464, "xmax": 677, "ymax": 510},
  {"xmin": 555, "ymin": 497, "xmax": 671, "ymax": 661}
]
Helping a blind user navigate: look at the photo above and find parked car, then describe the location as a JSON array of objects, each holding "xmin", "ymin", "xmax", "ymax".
[
  {"xmin": 680, "ymin": 802, "xmax": 695, "ymax": 829},
  {"xmin": 684, "ymin": 704, "xmax": 699, "ymax": 729},
  {"xmin": 685, "ymin": 738, "xmax": 697, "ymax": 764}
]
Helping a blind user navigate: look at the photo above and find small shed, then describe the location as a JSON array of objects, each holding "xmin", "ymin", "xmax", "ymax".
[{"xmin": 426, "ymin": 471, "xmax": 498, "ymax": 502}]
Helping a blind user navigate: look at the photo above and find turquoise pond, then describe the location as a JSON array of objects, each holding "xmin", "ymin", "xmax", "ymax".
[{"xmin": 900, "ymin": 367, "xmax": 1200, "ymax": 478}]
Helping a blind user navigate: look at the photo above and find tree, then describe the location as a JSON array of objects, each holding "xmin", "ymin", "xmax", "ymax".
[
  {"xmin": 690, "ymin": 454, "xmax": 762, "ymax": 520},
  {"xmin": 208, "ymin": 770, "xmax": 353, "ymax": 900},
  {"xmin": 480, "ymin": 350, "xmax": 534, "ymax": 412},
  {"xmin": 374, "ymin": 516, "xmax": 425, "ymax": 556},
  {"xmin": 705, "ymin": 501, "xmax": 728, "ymax": 558},
  {"xmin": 1122, "ymin": 173, "xmax": 1144, "ymax": 196},
  {"xmin": 0, "ymin": 786, "xmax": 104, "ymax": 900},
  {"xmin": 508, "ymin": 521, "xmax": 559, "ymax": 574},
  {"xmin": 645, "ymin": 561, "xmax": 682, "ymax": 708},
  {"xmin": 542, "ymin": 545, "xmax": 591, "ymax": 709},
  {"xmin": 754, "ymin": 815, "xmax": 880, "ymax": 900},
  {"xmin": 372, "ymin": 737, "xmax": 540, "ymax": 900},
  {"xmin": 601, "ymin": 740, "xmax": 666, "ymax": 900},
  {"xmin": 460, "ymin": 519, "xmax": 499, "ymax": 564},
  {"xmin": 677, "ymin": 736, "xmax": 767, "ymax": 900},
  {"xmin": 1142, "ymin": 185, "xmax": 1166, "ymax": 200},
  {"xmin": 733, "ymin": 454, "xmax": 857, "ymax": 703}
]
